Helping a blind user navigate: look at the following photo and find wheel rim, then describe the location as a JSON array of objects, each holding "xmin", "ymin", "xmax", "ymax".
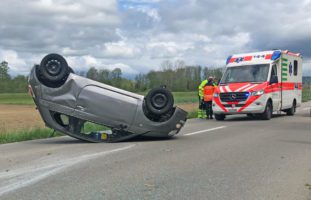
[
  {"xmin": 46, "ymin": 60, "xmax": 62, "ymax": 76},
  {"xmin": 151, "ymin": 93, "xmax": 167, "ymax": 109}
]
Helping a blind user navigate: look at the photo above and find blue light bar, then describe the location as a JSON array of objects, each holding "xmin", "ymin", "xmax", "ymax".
[{"xmin": 271, "ymin": 50, "xmax": 281, "ymax": 60}]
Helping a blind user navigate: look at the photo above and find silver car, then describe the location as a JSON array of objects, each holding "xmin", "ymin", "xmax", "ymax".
[{"xmin": 28, "ymin": 54, "xmax": 187, "ymax": 142}]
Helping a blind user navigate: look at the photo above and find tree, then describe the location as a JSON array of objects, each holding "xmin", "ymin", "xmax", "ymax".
[
  {"xmin": 86, "ymin": 67, "xmax": 98, "ymax": 81},
  {"xmin": 135, "ymin": 73, "xmax": 148, "ymax": 91},
  {"xmin": 0, "ymin": 61, "xmax": 10, "ymax": 80},
  {"xmin": 11, "ymin": 75, "xmax": 28, "ymax": 92},
  {"xmin": 98, "ymin": 69, "xmax": 110, "ymax": 84},
  {"xmin": 110, "ymin": 68, "xmax": 122, "ymax": 80},
  {"xmin": 110, "ymin": 68, "xmax": 122, "ymax": 88}
]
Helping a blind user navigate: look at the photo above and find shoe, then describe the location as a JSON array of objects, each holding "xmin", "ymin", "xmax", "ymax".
[{"xmin": 210, "ymin": 116, "xmax": 214, "ymax": 119}]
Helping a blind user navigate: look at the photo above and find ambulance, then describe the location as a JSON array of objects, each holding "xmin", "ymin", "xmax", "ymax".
[{"xmin": 213, "ymin": 50, "xmax": 302, "ymax": 120}]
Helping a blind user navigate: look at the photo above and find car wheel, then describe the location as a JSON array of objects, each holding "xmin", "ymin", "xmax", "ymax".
[
  {"xmin": 215, "ymin": 114, "xmax": 225, "ymax": 121},
  {"xmin": 261, "ymin": 101, "xmax": 272, "ymax": 120},
  {"xmin": 38, "ymin": 53, "xmax": 69, "ymax": 87},
  {"xmin": 145, "ymin": 87, "xmax": 174, "ymax": 116},
  {"xmin": 286, "ymin": 101, "xmax": 296, "ymax": 116}
]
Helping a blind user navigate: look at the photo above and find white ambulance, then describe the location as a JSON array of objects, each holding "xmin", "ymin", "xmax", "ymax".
[{"xmin": 213, "ymin": 50, "xmax": 302, "ymax": 120}]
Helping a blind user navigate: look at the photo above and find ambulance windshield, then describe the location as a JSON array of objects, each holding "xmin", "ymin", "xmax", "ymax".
[{"xmin": 220, "ymin": 64, "xmax": 270, "ymax": 84}]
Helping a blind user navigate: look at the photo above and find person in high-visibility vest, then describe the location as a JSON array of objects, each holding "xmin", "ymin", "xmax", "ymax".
[
  {"xmin": 203, "ymin": 77, "xmax": 216, "ymax": 119},
  {"xmin": 197, "ymin": 79, "xmax": 208, "ymax": 118}
]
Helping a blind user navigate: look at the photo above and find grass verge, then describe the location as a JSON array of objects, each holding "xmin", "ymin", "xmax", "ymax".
[
  {"xmin": 302, "ymin": 87, "xmax": 311, "ymax": 102},
  {"xmin": 187, "ymin": 110, "xmax": 197, "ymax": 119},
  {"xmin": 0, "ymin": 128, "xmax": 63, "ymax": 144},
  {"xmin": 0, "ymin": 122, "xmax": 113, "ymax": 144}
]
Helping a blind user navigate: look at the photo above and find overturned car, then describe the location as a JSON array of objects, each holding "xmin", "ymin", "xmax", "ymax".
[{"xmin": 28, "ymin": 54, "xmax": 187, "ymax": 142}]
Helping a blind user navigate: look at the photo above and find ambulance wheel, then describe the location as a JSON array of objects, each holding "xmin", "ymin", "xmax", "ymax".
[
  {"xmin": 215, "ymin": 114, "xmax": 225, "ymax": 121},
  {"xmin": 286, "ymin": 101, "xmax": 296, "ymax": 116},
  {"xmin": 261, "ymin": 101, "xmax": 272, "ymax": 120}
]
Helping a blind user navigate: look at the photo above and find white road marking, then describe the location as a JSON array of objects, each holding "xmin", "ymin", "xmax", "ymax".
[
  {"xmin": 184, "ymin": 126, "xmax": 226, "ymax": 136},
  {"xmin": 0, "ymin": 144, "xmax": 135, "ymax": 197}
]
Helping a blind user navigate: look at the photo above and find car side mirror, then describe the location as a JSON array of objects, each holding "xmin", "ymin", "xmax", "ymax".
[{"xmin": 270, "ymin": 75, "xmax": 278, "ymax": 84}]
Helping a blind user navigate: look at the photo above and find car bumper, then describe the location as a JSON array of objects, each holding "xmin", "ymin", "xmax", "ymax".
[{"xmin": 213, "ymin": 95, "xmax": 267, "ymax": 114}]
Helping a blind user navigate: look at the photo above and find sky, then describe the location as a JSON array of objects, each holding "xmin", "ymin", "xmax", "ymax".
[{"xmin": 1, "ymin": 0, "xmax": 311, "ymax": 77}]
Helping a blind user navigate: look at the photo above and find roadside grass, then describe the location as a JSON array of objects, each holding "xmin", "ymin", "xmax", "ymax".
[
  {"xmin": 187, "ymin": 110, "xmax": 197, "ymax": 119},
  {"xmin": 302, "ymin": 87, "xmax": 311, "ymax": 102},
  {"xmin": 0, "ymin": 122, "xmax": 110, "ymax": 144},
  {"xmin": 0, "ymin": 127, "xmax": 63, "ymax": 144},
  {"xmin": 305, "ymin": 183, "xmax": 311, "ymax": 190},
  {"xmin": 0, "ymin": 93, "xmax": 34, "ymax": 105}
]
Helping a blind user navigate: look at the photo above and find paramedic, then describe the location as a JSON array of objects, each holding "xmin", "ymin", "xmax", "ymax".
[{"xmin": 203, "ymin": 77, "xmax": 216, "ymax": 119}]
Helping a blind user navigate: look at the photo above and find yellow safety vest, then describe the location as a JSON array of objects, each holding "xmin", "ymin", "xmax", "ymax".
[{"xmin": 198, "ymin": 79, "xmax": 208, "ymax": 98}]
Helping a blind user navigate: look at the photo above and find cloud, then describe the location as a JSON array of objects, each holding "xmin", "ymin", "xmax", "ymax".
[
  {"xmin": 0, "ymin": 0, "xmax": 120, "ymax": 55},
  {"xmin": 1, "ymin": 0, "xmax": 311, "ymax": 76},
  {"xmin": 0, "ymin": 50, "xmax": 28, "ymax": 75},
  {"xmin": 102, "ymin": 41, "xmax": 142, "ymax": 58}
]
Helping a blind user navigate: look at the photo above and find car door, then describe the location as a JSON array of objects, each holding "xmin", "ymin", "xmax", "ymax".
[{"xmin": 270, "ymin": 64, "xmax": 281, "ymax": 111}]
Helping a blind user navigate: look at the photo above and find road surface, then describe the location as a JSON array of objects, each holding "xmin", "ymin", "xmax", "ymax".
[{"xmin": 1, "ymin": 102, "xmax": 311, "ymax": 200}]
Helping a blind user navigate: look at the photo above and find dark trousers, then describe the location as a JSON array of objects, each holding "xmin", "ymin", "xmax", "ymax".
[{"xmin": 205, "ymin": 101, "xmax": 213, "ymax": 118}]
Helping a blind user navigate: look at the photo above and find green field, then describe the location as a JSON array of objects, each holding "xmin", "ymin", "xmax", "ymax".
[{"xmin": 0, "ymin": 93, "xmax": 34, "ymax": 105}]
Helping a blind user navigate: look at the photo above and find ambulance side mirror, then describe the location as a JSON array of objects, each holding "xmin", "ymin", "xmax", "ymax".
[{"xmin": 270, "ymin": 75, "xmax": 278, "ymax": 85}]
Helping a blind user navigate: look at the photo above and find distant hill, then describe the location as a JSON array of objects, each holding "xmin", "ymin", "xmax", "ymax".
[{"xmin": 303, "ymin": 76, "xmax": 311, "ymax": 86}]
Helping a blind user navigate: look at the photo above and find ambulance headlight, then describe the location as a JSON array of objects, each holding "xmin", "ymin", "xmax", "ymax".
[
  {"xmin": 213, "ymin": 93, "xmax": 219, "ymax": 97},
  {"xmin": 251, "ymin": 90, "xmax": 264, "ymax": 96}
]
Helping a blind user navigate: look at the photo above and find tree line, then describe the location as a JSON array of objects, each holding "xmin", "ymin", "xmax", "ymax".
[
  {"xmin": 0, "ymin": 60, "xmax": 224, "ymax": 93},
  {"xmin": 81, "ymin": 60, "xmax": 224, "ymax": 92},
  {"xmin": 0, "ymin": 61, "xmax": 28, "ymax": 93}
]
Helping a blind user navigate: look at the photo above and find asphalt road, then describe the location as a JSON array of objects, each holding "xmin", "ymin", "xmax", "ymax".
[{"xmin": 1, "ymin": 102, "xmax": 311, "ymax": 200}]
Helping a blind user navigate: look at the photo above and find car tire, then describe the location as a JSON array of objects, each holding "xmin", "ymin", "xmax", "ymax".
[
  {"xmin": 286, "ymin": 101, "xmax": 296, "ymax": 116},
  {"xmin": 215, "ymin": 114, "xmax": 225, "ymax": 121},
  {"xmin": 261, "ymin": 101, "xmax": 272, "ymax": 120},
  {"xmin": 145, "ymin": 87, "xmax": 174, "ymax": 116},
  {"xmin": 38, "ymin": 53, "xmax": 69, "ymax": 87}
]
